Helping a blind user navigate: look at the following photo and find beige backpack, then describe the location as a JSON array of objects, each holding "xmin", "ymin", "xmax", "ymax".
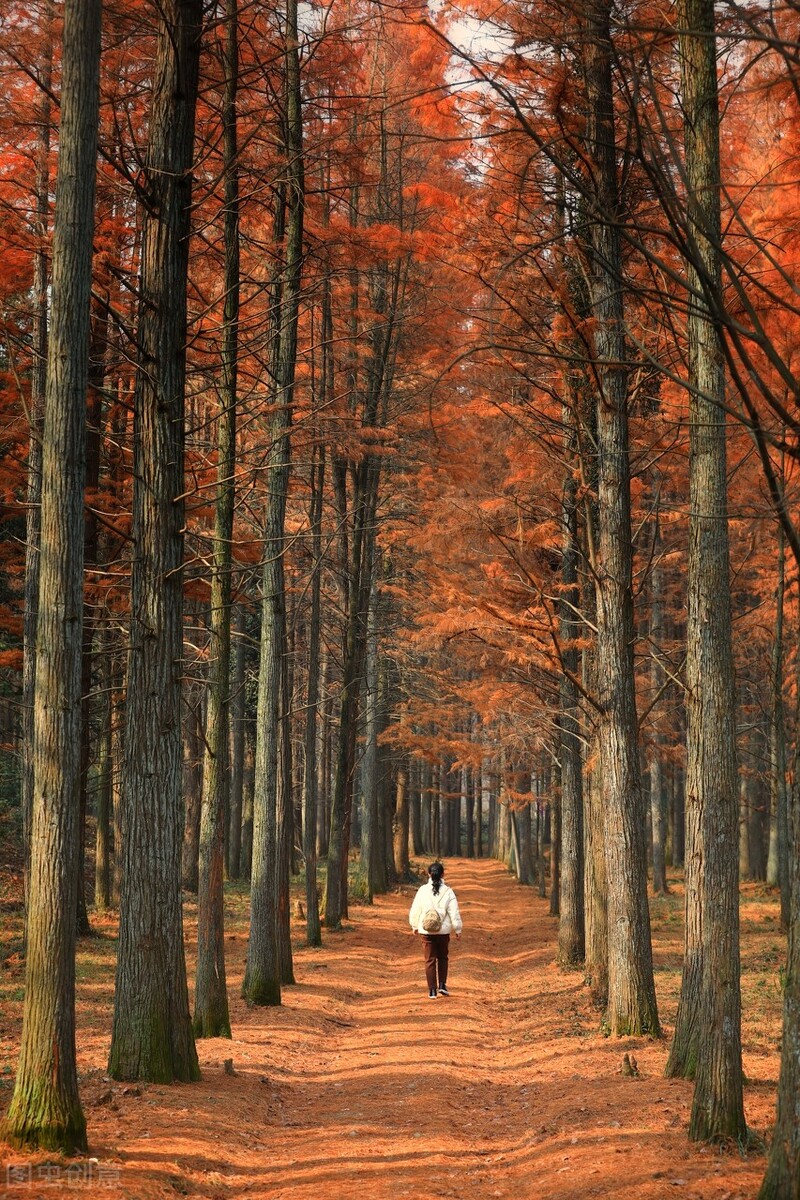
[{"xmin": 422, "ymin": 892, "xmax": 444, "ymax": 933}]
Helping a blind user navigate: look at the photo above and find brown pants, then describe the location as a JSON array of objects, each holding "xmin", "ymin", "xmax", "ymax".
[{"xmin": 422, "ymin": 934, "xmax": 450, "ymax": 991}]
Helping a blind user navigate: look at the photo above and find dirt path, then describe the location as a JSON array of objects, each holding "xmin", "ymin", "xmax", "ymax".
[{"xmin": 4, "ymin": 858, "xmax": 772, "ymax": 1199}]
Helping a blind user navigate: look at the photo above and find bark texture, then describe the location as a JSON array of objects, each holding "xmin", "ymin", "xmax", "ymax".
[
  {"xmin": 21, "ymin": 0, "xmax": 54, "ymax": 926},
  {"xmin": 109, "ymin": 0, "xmax": 202, "ymax": 1083},
  {"xmin": 193, "ymin": 0, "xmax": 239, "ymax": 1042},
  {"xmin": 583, "ymin": 0, "xmax": 659, "ymax": 1036},
  {"xmin": 2, "ymin": 0, "xmax": 100, "ymax": 1152},
  {"xmin": 243, "ymin": 0, "xmax": 303, "ymax": 1002},
  {"xmin": 557, "ymin": 432, "xmax": 585, "ymax": 966},
  {"xmin": 672, "ymin": 0, "xmax": 745, "ymax": 1141},
  {"xmin": 760, "ymin": 731, "xmax": 800, "ymax": 1192}
]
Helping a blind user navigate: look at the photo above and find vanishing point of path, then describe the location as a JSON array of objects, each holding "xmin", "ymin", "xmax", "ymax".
[{"xmin": 21, "ymin": 859, "xmax": 771, "ymax": 1199}]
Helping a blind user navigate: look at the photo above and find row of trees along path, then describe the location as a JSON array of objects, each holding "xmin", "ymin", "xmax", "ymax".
[
  {"xmin": 3, "ymin": 0, "xmax": 800, "ymax": 1194},
  {"xmin": 1, "ymin": 858, "xmax": 778, "ymax": 1200}
]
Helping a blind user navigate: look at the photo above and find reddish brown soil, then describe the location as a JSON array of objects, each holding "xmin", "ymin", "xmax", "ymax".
[{"xmin": 0, "ymin": 858, "xmax": 782, "ymax": 1198}]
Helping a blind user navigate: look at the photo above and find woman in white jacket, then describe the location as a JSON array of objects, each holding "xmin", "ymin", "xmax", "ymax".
[{"xmin": 409, "ymin": 861, "xmax": 463, "ymax": 998}]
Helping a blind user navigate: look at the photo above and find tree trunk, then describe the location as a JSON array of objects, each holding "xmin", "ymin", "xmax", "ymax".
[
  {"xmin": 537, "ymin": 799, "xmax": 547, "ymax": 899},
  {"xmin": 360, "ymin": 580, "xmax": 382, "ymax": 900},
  {"xmin": 21, "ymin": 1, "xmax": 54, "ymax": 929},
  {"xmin": 316, "ymin": 650, "xmax": 331, "ymax": 860},
  {"xmin": 109, "ymin": 0, "xmax": 202, "ymax": 1084},
  {"xmin": 244, "ymin": 0, "xmax": 304, "ymax": 1000},
  {"xmin": 411, "ymin": 757, "xmax": 423, "ymax": 856},
  {"xmin": 111, "ymin": 666, "xmax": 125, "ymax": 906},
  {"xmin": 393, "ymin": 758, "xmax": 410, "ymax": 879},
  {"xmin": 738, "ymin": 771, "xmax": 750, "ymax": 882},
  {"xmin": 193, "ymin": 0, "xmax": 239, "ymax": 1040},
  {"xmin": 325, "ymin": 479, "xmax": 379, "ymax": 925},
  {"xmin": 672, "ymin": 764, "xmax": 685, "ymax": 868},
  {"xmin": 583, "ymin": 0, "xmax": 659, "ymax": 1037},
  {"xmin": 2, "ymin": 0, "xmax": 100, "ymax": 1151},
  {"xmin": 303, "ymin": 444, "xmax": 324, "ymax": 945},
  {"xmin": 241, "ymin": 721, "xmax": 255, "ymax": 879},
  {"xmin": 558, "ymin": 433, "xmax": 585, "ymax": 964},
  {"xmin": 276, "ymin": 660, "xmax": 295, "ymax": 986},
  {"xmin": 767, "ymin": 523, "xmax": 789, "ymax": 928},
  {"xmin": 649, "ymin": 514, "xmax": 669, "ymax": 895},
  {"xmin": 549, "ymin": 799, "xmax": 560, "ymax": 917},
  {"xmin": 181, "ymin": 693, "xmax": 203, "ymax": 893},
  {"xmin": 584, "ymin": 747, "xmax": 608, "ymax": 1007},
  {"xmin": 243, "ymin": 301, "xmax": 285, "ymax": 1002},
  {"xmin": 75, "ymin": 287, "xmax": 110, "ymax": 939},
  {"xmin": 668, "ymin": 0, "xmax": 746, "ymax": 1140},
  {"xmin": 227, "ymin": 606, "xmax": 246, "ymax": 880},
  {"xmin": 475, "ymin": 767, "xmax": 483, "ymax": 857},
  {"xmin": 94, "ymin": 638, "xmax": 113, "ymax": 912},
  {"xmin": 760, "ymin": 717, "xmax": 800, "ymax": 1192},
  {"xmin": 421, "ymin": 760, "xmax": 432, "ymax": 854}
]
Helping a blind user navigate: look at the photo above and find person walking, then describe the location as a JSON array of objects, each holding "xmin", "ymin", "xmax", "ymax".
[{"xmin": 409, "ymin": 861, "xmax": 462, "ymax": 998}]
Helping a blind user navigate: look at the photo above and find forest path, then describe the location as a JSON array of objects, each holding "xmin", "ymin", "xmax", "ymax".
[{"xmin": 76, "ymin": 857, "xmax": 764, "ymax": 1199}]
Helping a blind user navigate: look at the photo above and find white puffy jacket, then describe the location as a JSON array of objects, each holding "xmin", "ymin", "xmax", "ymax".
[{"xmin": 409, "ymin": 881, "xmax": 463, "ymax": 936}]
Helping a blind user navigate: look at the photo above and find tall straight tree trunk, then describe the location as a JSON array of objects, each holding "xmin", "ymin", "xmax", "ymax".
[
  {"xmin": 549, "ymin": 799, "xmax": 560, "ymax": 916},
  {"xmin": 21, "ymin": 1, "xmax": 54, "ymax": 926},
  {"xmin": 194, "ymin": 0, "xmax": 239, "ymax": 1040},
  {"xmin": 761, "ymin": 664, "xmax": 800, "ymax": 1192},
  {"xmin": 361, "ymin": 579, "xmax": 382, "ymax": 900},
  {"xmin": 109, "ymin": 0, "xmax": 203, "ymax": 1084},
  {"xmin": 243, "ymin": 0, "xmax": 303, "ymax": 1001},
  {"xmin": 584, "ymin": 748, "xmax": 608, "ymax": 1006},
  {"xmin": 465, "ymin": 766, "xmax": 475, "ymax": 858},
  {"xmin": 325, "ymin": 471, "xmax": 380, "ymax": 926},
  {"xmin": 111, "ymin": 664, "xmax": 125, "ymax": 906},
  {"xmin": 475, "ymin": 768, "xmax": 483, "ymax": 857},
  {"xmin": 316, "ymin": 650, "xmax": 331, "ymax": 860},
  {"xmin": 277, "ymin": 652, "xmax": 295, "ymax": 985},
  {"xmin": 182, "ymin": 694, "xmax": 203, "ymax": 892},
  {"xmin": 303, "ymin": 440, "xmax": 325, "ymax": 946},
  {"xmin": 558, "ymin": 430, "xmax": 585, "ymax": 965},
  {"xmin": 583, "ymin": 0, "xmax": 659, "ymax": 1037},
  {"xmin": 767, "ymin": 523, "xmax": 789, "ymax": 928},
  {"xmin": 673, "ymin": 762, "xmax": 685, "ymax": 868},
  {"xmin": 421, "ymin": 760, "xmax": 432, "ymax": 854},
  {"xmin": 411, "ymin": 758, "xmax": 424, "ymax": 856},
  {"xmin": 241, "ymin": 721, "xmax": 255, "ymax": 878},
  {"xmin": 75, "ymin": 290, "xmax": 110, "ymax": 938},
  {"xmin": 393, "ymin": 756, "xmax": 410, "ymax": 879},
  {"xmin": 519, "ymin": 804, "xmax": 535, "ymax": 882},
  {"xmin": 432, "ymin": 764, "xmax": 441, "ymax": 857},
  {"xmin": 649, "ymin": 512, "xmax": 669, "ymax": 895},
  {"xmin": 227, "ymin": 605, "xmax": 246, "ymax": 880},
  {"xmin": 668, "ymin": 0, "xmax": 746, "ymax": 1141},
  {"xmin": 1, "ymin": 0, "xmax": 100, "ymax": 1151},
  {"xmin": 94, "ymin": 634, "xmax": 113, "ymax": 911}
]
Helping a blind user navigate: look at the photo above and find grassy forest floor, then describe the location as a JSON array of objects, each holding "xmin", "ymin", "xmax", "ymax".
[{"xmin": 0, "ymin": 857, "xmax": 786, "ymax": 1199}]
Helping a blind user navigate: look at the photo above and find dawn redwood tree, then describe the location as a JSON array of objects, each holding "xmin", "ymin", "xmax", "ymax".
[
  {"xmin": 302, "ymin": 438, "xmax": 325, "ymax": 946},
  {"xmin": 1, "ymin": 0, "xmax": 101, "ymax": 1152},
  {"xmin": 243, "ymin": 0, "xmax": 304, "ymax": 1005},
  {"xmin": 648, "ymin": 507, "xmax": 668, "ymax": 896},
  {"xmin": 582, "ymin": 0, "xmax": 659, "ymax": 1036},
  {"xmin": 665, "ymin": 0, "xmax": 746, "ymax": 1142},
  {"xmin": 193, "ymin": 0, "xmax": 240, "ymax": 1043},
  {"xmin": 20, "ymin": 1, "xmax": 53, "ymax": 925},
  {"xmin": 557, "ymin": 409, "xmax": 584, "ymax": 967},
  {"xmin": 760, "ymin": 693, "xmax": 800, "ymax": 1194},
  {"xmin": 109, "ymin": 0, "xmax": 203, "ymax": 1083}
]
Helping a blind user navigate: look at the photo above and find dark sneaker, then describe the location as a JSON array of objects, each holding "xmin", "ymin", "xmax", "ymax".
[
  {"xmin": 438, "ymin": 985, "xmax": 450, "ymax": 996},
  {"xmin": 428, "ymin": 989, "xmax": 438, "ymax": 999}
]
